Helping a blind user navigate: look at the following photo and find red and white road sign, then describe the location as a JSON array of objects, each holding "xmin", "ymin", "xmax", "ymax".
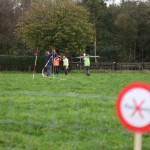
[{"xmin": 116, "ymin": 82, "xmax": 150, "ymax": 133}]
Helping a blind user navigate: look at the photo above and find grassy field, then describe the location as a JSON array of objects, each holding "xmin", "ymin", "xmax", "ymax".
[{"xmin": 0, "ymin": 70, "xmax": 150, "ymax": 150}]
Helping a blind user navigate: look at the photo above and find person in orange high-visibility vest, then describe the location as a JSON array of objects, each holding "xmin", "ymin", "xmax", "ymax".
[{"xmin": 53, "ymin": 55, "xmax": 61, "ymax": 75}]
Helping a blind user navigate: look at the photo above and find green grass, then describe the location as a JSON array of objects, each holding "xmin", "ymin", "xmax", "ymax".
[{"xmin": 0, "ymin": 70, "xmax": 150, "ymax": 150}]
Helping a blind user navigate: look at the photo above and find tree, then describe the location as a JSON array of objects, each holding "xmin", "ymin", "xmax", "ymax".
[
  {"xmin": 96, "ymin": 5, "xmax": 121, "ymax": 62},
  {"xmin": 81, "ymin": 0, "xmax": 108, "ymax": 61},
  {"xmin": 136, "ymin": 2, "xmax": 150, "ymax": 61},
  {"xmin": 0, "ymin": 0, "xmax": 18, "ymax": 54},
  {"xmin": 114, "ymin": 2, "xmax": 138, "ymax": 61},
  {"xmin": 115, "ymin": 1, "xmax": 150, "ymax": 62},
  {"xmin": 15, "ymin": 0, "xmax": 94, "ymax": 57}
]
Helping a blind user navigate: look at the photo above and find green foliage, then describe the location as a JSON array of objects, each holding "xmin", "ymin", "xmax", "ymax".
[
  {"xmin": 0, "ymin": 0, "xmax": 19, "ymax": 54},
  {"xmin": 15, "ymin": 0, "xmax": 94, "ymax": 57},
  {"xmin": 81, "ymin": 0, "xmax": 150, "ymax": 62},
  {"xmin": 0, "ymin": 0, "xmax": 150, "ymax": 62},
  {"xmin": 112, "ymin": 2, "xmax": 150, "ymax": 62}
]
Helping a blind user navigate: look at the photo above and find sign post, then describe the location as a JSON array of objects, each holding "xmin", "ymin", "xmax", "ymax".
[
  {"xmin": 134, "ymin": 133, "xmax": 142, "ymax": 150},
  {"xmin": 116, "ymin": 82, "xmax": 150, "ymax": 150}
]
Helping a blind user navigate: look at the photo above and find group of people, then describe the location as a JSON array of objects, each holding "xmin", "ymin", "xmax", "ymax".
[
  {"xmin": 43, "ymin": 49, "xmax": 91, "ymax": 78},
  {"xmin": 44, "ymin": 49, "xmax": 69, "ymax": 77}
]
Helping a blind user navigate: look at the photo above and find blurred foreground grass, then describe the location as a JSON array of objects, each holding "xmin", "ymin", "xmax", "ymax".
[{"xmin": 0, "ymin": 71, "xmax": 150, "ymax": 150}]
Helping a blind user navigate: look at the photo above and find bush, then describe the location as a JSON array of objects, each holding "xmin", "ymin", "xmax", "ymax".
[
  {"xmin": 0, "ymin": 55, "xmax": 69, "ymax": 73},
  {"xmin": 0, "ymin": 55, "xmax": 45, "ymax": 72}
]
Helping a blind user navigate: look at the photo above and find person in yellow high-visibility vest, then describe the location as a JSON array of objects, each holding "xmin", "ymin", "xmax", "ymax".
[
  {"xmin": 83, "ymin": 53, "xmax": 90, "ymax": 76},
  {"xmin": 63, "ymin": 56, "xmax": 69, "ymax": 75}
]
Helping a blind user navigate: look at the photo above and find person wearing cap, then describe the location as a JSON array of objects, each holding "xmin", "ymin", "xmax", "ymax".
[
  {"xmin": 63, "ymin": 56, "xmax": 69, "ymax": 75},
  {"xmin": 83, "ymin": 53, "xmax": 90, "ymax": 76}
]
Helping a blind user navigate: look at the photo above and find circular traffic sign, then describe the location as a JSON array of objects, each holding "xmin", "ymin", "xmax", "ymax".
[{"xmin": 116, "ymin": 82, "xmax": 150, "ymax": 133}]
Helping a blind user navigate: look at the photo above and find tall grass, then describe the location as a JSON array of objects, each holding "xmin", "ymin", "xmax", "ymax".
[{"xmin": 0, "ymin": 71, "xmax": 150, "ymax": 150}]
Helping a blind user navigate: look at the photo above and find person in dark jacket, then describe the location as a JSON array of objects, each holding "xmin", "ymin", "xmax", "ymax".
[{"xmin": 45, "ymin": 51, "xmax": 53, "ymax": 77}]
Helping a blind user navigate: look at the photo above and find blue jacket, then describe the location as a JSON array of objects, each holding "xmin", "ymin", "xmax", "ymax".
[{"xmin": 45, "ymin": 53, "xmax": 53, "ymax": 65}]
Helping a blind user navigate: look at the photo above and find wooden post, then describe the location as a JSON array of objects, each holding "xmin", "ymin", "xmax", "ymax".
[{"xmin": 134, "ymin": 133, "xmax": 142, "ymax": 150}]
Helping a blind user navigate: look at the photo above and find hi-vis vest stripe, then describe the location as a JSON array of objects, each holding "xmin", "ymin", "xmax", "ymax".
[
  {"xmin": 63, "ymin": 58, "xmax": 69, "ymax": 66},
  {"xmin": 84, "ymin": 57, "xmax": 90, "ymax": 66},
  {"xmin": 54, "ymin": 58, "xmax": 60, "ymax": 66}
]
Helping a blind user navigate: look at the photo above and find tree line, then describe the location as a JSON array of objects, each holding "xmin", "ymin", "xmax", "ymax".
[{"xmin": 0, "ymin": 0, "xmax": 150, "ymax": 62}]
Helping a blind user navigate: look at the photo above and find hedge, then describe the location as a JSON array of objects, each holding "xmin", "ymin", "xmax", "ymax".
[{"xmin": 0, "ymin": 55, "xmax": 47, "ymax": 72}]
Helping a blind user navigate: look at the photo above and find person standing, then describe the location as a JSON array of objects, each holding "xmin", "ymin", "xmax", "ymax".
[
  {"xmin": 44, "ymin": 51, "xmax": 53, "ymax": 77},
  {"xmin": 83, "ymin": 53, "xmax": 90, "ymax": 76},
  {"xmin": 53, "ymin": 55, "xmax": 61, "ymax": 75},
  {"xmin": 63, "ymin": 56, "xmax": 69, "ymax": 75}
]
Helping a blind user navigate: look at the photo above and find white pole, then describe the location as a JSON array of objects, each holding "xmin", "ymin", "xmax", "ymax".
[
  {"xmin": 134, "ymin": 133, "xmax": 142, "ymax": 150},
  {"xmin": 52, "ymin": 53, "xmax": 55, "ymax": 79},
  {"xmin": 33, "ymin": 55, "xmax": 37, "ymax": 80},
  {"xmin": 33, "ymin": 47, "xmax": 38, "ymax": 79},
  {"xmin": 94, "ymin": 32, "xmax": 97, "ymax": 63}
]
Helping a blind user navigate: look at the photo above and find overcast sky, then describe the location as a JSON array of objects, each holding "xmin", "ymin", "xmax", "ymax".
[{"xmin": 107, "ymin": 0, "xmax": 121, "ymax": 5}]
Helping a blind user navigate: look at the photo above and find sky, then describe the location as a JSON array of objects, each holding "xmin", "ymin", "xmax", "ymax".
[{"xmin": 107, "ymin": 0, "xmax": 121, "ymax": 5}]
